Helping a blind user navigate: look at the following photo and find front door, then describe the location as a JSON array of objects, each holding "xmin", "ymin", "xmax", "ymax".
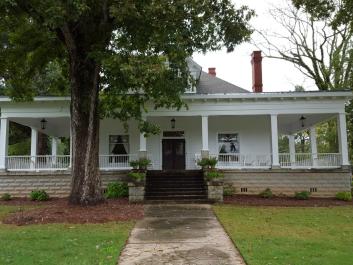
[{"xmin": 162, "ymin": 139, "xmax": 185, "ymax": 170}]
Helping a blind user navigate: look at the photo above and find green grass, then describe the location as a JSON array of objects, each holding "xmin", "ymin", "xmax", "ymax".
[
  {"xmin": 0, "ymin": 205, "xmax": 134, "ymax": 265},
  {"xmin": 214, "ymin": 205, "xmax": 353, "ymax": 265}
]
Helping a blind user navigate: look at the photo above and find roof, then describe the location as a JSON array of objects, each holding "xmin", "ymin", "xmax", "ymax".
[
  {"xmin": 196, "ymin": 71, "xmax": 249, "ymax": 94},
  {"xmin": 182, "ymin": 90, "xmax": 352, "ymax": 99}
]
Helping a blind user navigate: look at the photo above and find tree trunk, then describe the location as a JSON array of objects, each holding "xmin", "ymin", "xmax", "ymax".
[{"xmin": 67, "ymin": 52, "xmax": 103, "ymax": 205}]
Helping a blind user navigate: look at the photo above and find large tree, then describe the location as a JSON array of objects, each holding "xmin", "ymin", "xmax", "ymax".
[
  {"xmin": 0, "ymin": 1, "xmax": 253, "ymax": 205},
  {"xmin": 256, "ymin": 1, "xmax": 353, "ymax": 91},
  {"xmin": 255, "ymin": 0, "xmax": 352, "ymax": 159},
  {"xmin": 291, "ymin": 0, "xmax": 353, "ymax": 161}
]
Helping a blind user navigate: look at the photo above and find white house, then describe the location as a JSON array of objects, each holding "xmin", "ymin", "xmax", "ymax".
[{"xmin": 0, "ymin": 51, "xmax": 351, "ymax": 198}]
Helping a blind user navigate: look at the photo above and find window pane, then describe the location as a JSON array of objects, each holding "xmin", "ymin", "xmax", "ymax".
[
  {"xmin": 109, "ymin": 135, "xmax": 129, "ymax": 155},
  {"xmin": 218, "ymin": 133, "xmax": 239, "ymax": 154}
]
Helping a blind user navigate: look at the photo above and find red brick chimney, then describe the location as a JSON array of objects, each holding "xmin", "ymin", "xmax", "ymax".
[
  {"xmin": 251, "ymin": 51, "xmax": 263, "ymax": 93},
  {"xmin": 208, "ymin": 67, "xmax": 216, "ymax": 77}
]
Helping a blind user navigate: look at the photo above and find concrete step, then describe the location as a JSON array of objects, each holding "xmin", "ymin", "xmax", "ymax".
[
  {"xmin": 146, "ymin": 190, "xmax": 207, "ymax": 196},
  {"xmin": 144, "ymin": 199, "xmax": 212, "ymax": 204},
  {"xmin": 145, "ymin": 170, "xmax": 207, "ymax": 202},
  {"xmin": 146, "ymin": 182, "xmax": 205, "ymax": 186},
  {"xmin": 146, "ymin": 186, "xmax": 207, "ymax": 191},
  {"xmin": 145, "ymin": 194, "xmax": 208, "ymax": 200}
]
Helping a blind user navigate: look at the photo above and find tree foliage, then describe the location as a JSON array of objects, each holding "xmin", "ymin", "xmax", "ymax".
[
  {"xmin": 0, "ymin": 1, "xmax": 254, "ymax": 204},
  {"xmin": 293, "ymin": 0, "xmax": 353, "ymax": 28}
]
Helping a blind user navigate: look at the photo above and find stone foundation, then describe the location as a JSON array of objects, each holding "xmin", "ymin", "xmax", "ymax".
[
  {"xmin": 0, "ymin": 168, "xmax": 351, "ymax": 198},
  {"xmin": 207, "ymin": 181, "xmax": 223, "ymax": 202},
  {"xmin": 128, "ymin": 183, "xmax": 145, "ymax": 202},
  {"xmin": 222, "ymin": 168, "xmax": 352, "ymax": 197},
  {"xmin": 0, "ymin": 170, "xmax": 129, "ymax": 197}
]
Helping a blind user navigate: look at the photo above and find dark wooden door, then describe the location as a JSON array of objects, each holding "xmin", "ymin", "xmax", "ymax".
[{"xmin": 162, "ymin": 139, "xmax": 185, "ymax": 170}]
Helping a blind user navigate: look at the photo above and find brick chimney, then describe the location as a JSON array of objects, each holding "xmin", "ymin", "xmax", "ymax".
[
  {"xmin": 251, "ymin": 51, "xmax": 263, "ymax": 93},
  {"xmin": 208, "ymin": 67, "xmax": 216, "ymax": 77}
]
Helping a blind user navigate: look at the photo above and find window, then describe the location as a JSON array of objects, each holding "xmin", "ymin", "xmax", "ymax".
[
  {"xmin": 109, "ymin": 135, "xmax": 129, "ymax": 155},
  {"xmin": 218, "ymin": 133, "xmax": 239, "ymax": 154}
]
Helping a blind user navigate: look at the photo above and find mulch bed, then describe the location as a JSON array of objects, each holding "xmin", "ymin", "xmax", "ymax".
[
  {"xmin": 0, "ymin": 198, "xmax": 144, "ymax": 226},
  {"xmin": 223, "ymin": 195, "xmax": 353, "ymax": 207}
]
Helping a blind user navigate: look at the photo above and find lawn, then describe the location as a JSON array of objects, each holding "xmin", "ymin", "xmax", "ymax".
[
  {"xmin": 0, "ymin": 205, "xmax": 134, "ymax": 265},
  {"xmin": 214, "ymin": 205, "xmax": 353, "ymax": 265}
]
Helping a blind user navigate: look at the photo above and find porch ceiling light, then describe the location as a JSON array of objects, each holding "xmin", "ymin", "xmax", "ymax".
[
  {"xmin": 40, "ymin": 118, "xmax": 47, "ymax": 130},
  {"xmin": 171, "ymin": 118, "xmax": 176, "ymax": 129},
  {"xmin": 299, "ymin": 115, "xmax": 306, "ymax": 128}
]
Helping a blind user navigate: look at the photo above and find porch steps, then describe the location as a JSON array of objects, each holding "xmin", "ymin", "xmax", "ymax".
[{"xmin": 145, "ymin": 170, "xmax": 208, "ymax": 202}]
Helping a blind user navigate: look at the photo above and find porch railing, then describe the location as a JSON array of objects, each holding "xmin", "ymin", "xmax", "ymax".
[
  {"xmin": 194, "ymin": 153, "xmax": 341, "ymax": 169},
  {"xmin": 4, "ymin": 152, "xmax": 342, "ymax": 171},
  {"xmin": 6, "ymin": 154, "xmax": 138, "ymax": 171},
  {"xmin": 279, "ymin": 153, "xmax": 341, "ymax": 168},
  {"xmin": 6, "ymin": 155, "xmax": 70, "ymax": 171},
  {"xmin": 99, "ymin": 154, "xmax": 137, "ymax": 170},
  {"xmin": 216, "ymin": 153, "xmax": 272, "ymax": 168},
  {"xmin": 195, "ymin": 153, "xmax": 272, "ymax": 168}
]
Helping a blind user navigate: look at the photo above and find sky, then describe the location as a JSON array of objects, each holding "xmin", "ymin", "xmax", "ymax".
[{"xmin": 193, "ymin": 0, "xmax": 317, "ymax": 92}]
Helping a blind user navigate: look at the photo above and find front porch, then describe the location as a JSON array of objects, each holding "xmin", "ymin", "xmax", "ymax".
[
  {"xmin": 0, "ymin": 92, "xmax": 350, "ymax": 174},
  {"xmin": 0, "ymin": 114, "xmax": 348, "ymax": 172},
  {"xmin": 1, "ymin": 152, "xmax": 343, "ymax": 171}
]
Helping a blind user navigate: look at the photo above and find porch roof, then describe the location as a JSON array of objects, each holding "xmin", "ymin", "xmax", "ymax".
[
  {"xmin": 182, "ymin": 90, "xmax": 352, "ymax": 101},
  {"xmin": 0, "ymin": 90, "xmax": 351, "ymax": 104}
]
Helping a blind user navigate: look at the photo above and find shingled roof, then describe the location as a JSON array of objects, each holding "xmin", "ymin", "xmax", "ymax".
[{"xmin": 196, "ymin": 71, "xmax": 249, "ymax": 94}]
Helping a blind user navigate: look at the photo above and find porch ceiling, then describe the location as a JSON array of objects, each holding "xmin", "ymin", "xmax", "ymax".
[
  {"xmin": 278, "ymin": 113, "xmax": 336, "ymax": 135},
  {"xmin": 10, "ymin": 117, "xmax": 70, "ymax": 138}
]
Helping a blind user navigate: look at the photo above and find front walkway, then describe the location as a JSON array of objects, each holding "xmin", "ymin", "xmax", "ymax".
[{"xmin": 118, "ymin": 204, "xmax": 245, "ymax": 265}]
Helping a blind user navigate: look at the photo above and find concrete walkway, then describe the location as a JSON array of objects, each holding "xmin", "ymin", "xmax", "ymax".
[{"xmin": 118, "ymin": 204, "xmax": 245, "ymax": 265}]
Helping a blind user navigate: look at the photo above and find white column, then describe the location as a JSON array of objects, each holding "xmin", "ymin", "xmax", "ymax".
[
  {"xmin": 288, "ymin": 134, "xmax": 296, "ymax": 165},
  {"xmin": 201, "ymin": 116, "xmax": 209, "ymax": 151},
  {"xmin": 139, "ymin": 116, "xmax": 147, "ymax": 152},
  {"xmin": 0, "ymin": 118, "xmax": 9, "ymax": 170},
  {"xmin": 338, "ymin": 113, "xmax": 349, "ymax": 166},
  {"xmin": 69, "ymin": 127, "xmax": 72, "ymax": 168},
  {"xmin": 139, "ymin": 116, "xmax": 147, "ymax": 159},
  {"xmin": 51, "ymin": 137, "xmax": 59, "ymax": 167},
  {"xmin": 139, "ymin": 132, "xmax": 147, "ymax": 152},
  {"xmin": 310, "ymin": 126, "xmax": 318, "ymax": 167},
  {"xmin": 51, "ymin": 137, "xmax": 58, "ymax": 157},
  {"xmin": 30, "ymin": 127, "xmax": 38, "ymax": 169},
  {"xmin": 271, "ymin": 114, "xmax": 280, "ymax": 167}
]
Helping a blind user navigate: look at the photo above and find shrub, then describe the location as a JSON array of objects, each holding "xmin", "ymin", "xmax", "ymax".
[
  {"xmin": 197, "ymin": 158, "xmax": 209, "ymax": 168},
  {"xmin": 197, "ymin": 157, "xmax": 218, "ymax": 169},
  {"xmin": 129, "ymin": 158, "xmax": 151, "ymax": 170},
  {"xmin": 105, "ymin": 182, "xmax": 128, "ymax": 198},
  {"xmin": 223, "ymin": 184, "xmax": 236, "ymax": 196},
  {"xmin": 1, "ymin": 193, "xmax": 11, "ymax": 201},
  {"xmin": 336, "ymin": 192, "xmax": 352, "ymax": 201},
  {"xmin": 138, "ymin": 158, "xmax": 151, "ymax": 170},
  {"xmin": 294, "ymin": 191, "xmax": 311, "ymax": 200},
  {"xmin": 129, "ymin": 160, "xmax": 139, "ymax": 170},
  {"xmin": 128, "ymin": 172, "xmax": 146, "ymax": 182},
  {"xmin": 30, "ymin": 190, "xmax": 49, "ymax": 201},
  {"xmin": 205, "ymin": 170, "xmax": 223, "ymax": 181},
  {"xmin": 208, "ymin": 157, "xmax": 218, "ymax": 169},
  {"xmin": 259, "ymin": 188, "xmax": 273, "ymax": 198}
]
